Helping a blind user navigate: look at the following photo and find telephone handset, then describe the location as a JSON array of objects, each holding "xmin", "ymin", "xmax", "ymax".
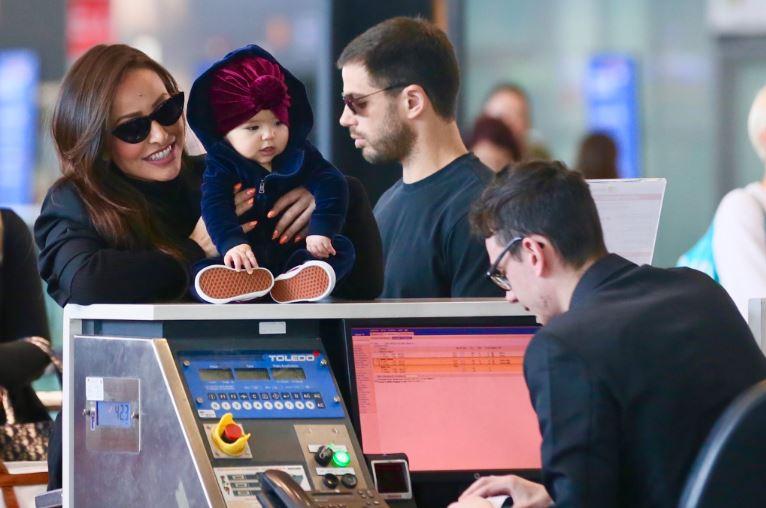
[
  {"xmin": 257, "ymin": 467, "xmax": 392, "ymax": 508},
  {"xmin": 256, "ymin": 469, "xmax": 318, "ymax": 508}
]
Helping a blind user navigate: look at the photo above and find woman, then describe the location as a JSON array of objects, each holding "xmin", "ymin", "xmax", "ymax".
[
  {"xmin": 468, "ymin": 115, "xmax": 521, "ymax": 172},
  {"xmin": 35, "ymin": 44, "xmax": 381, "ymax": 306},
  {"xmin": 35, "ymin": 43, "xmax": 382, "ymax": 488},
  {"xmin": 0, "ymin": 209, "xmax": 51, "ymax": 426},
  {"xmin": 574, "ymin": 132, "xmax": 619, "ymax": 180}
]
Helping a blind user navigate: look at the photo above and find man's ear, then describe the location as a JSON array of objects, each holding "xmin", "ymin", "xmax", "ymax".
[
  {"xmin": 402, "ymin": 84, "xmax": 427, "ymax": 119},
  {"xmin": 523, "ymin": 235, "xmax": 552, "ymax": 278}
]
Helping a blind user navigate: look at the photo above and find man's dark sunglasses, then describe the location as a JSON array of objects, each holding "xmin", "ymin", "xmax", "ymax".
[
  {"xmin": 342, "ymin": 83, "xmax": 407, "ymax": 115},
  {"xmin": 111, "ymin": 92, "xmax": 185, "ymax": 144},
  {"xmin": 486, "ymin": 236, "xmax": 523, "ymax": 291}
]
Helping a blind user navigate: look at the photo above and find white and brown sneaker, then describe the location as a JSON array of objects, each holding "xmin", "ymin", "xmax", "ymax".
[
  {"xmin": 195, "ymin": 265, "xmax": 274, "ymax": 304},
  {"xmin": 270, "ymin": 261, "xmax": 335, "ymax": 304}
]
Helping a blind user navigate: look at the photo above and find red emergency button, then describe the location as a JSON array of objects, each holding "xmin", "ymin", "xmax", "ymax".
[
  {"xmin": 211, "ymin": 413, "xmax": 251, "ymax": 456},
  {"xmin": 223, "ymin": 423, "xmax": 243, "ymax": 443}
]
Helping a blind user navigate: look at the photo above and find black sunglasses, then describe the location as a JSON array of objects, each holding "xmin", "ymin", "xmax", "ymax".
[
  {"xmin": 111, "ymin": 92, "xmax": 185, "ymax": 144},
  {"xmin": 341, "ymin": 83, "xmax": 407, "ymax": 115},
  {"xmin": 486, "ymin": 236, "xmax": 523, "ymax": 291}
]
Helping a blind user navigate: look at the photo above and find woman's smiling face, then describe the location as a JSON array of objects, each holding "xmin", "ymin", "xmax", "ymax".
[{"xmin": 108, "ymin": 67, "xmax": 185, "ymax": 181}]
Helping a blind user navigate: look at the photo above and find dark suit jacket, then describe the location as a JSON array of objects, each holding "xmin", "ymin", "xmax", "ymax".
[{"xmin": 524, "ymin": 254, "xmax": 766, "ymax": 507}]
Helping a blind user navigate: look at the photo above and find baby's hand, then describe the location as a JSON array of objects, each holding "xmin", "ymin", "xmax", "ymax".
[
  {"xmin": 224, "ymin": 243, "xmax": 258, "ymax": 273},
  {"xmin": 306, "ymin": 235, "xmax": 336, "ymax": 259}
]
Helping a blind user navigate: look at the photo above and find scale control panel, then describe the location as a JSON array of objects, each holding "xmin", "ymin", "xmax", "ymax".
[{"xmin": 179, "ymin": 350, "xmax": 345, "ymax": 420}]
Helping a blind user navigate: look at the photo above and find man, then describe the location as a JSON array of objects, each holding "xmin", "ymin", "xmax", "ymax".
[
  {"xmin": 453, "ymin": 161, "xmax": 766, "ymax": 507},
  {"xmin": 337, "ymin": 17, "xmax": 500, "ymax": 298},
  {"xmin": 483, "ymin": 83, "xmax": 551, "ymax": 161},
  {"xmin": 712, "ymin": 85, "xmax": 766, "ymax": 318}
]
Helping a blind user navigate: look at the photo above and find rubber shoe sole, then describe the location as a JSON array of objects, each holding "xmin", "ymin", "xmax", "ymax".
[
  {"xmin": 195, "ymin": 265, "xmax": 274, "ymax": 304},
  {"xmin": 270, "ymin": 261, "xmax": 336, "ymax": 304}
]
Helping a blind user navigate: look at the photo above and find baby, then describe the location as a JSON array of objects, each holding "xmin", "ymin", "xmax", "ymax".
[{"xmin": 187, "ymin": 45, "xmax": 354, "ymax": 303}]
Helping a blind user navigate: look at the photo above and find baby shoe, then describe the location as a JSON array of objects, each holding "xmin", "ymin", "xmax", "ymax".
[
  {"xmin": 270, "ymin": 261, "xmax": 335, "ymax": 304},
  {"xmin": 195, "ymin": 264, "xmax": 274, "ymax": 304}
]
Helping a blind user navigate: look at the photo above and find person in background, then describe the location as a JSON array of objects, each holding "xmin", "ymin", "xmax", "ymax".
[
  {"xmin": 338, "ymin": 16, "xmax": 501, "ymax": 298},
  {"xmin": 0, "ymin": 209, "xmax": 52, "ymax": 426},
  {"xmin": 574, "ymin": 132, "xmax": 619, "ymax": 179},
  {"xmin": 713, "ymin": 85, "xmax": 766, "ymax": 318},
  {"xmin": 482, "ymin": 83, "xmax": 551, "ymax": 161},
  {"xmin": 452, "ymin": 161, "xmax": 766, "ymax": 508},
  {"xmin": 468, "ymin": 115, "xmax": 521, "ymax": 173}
]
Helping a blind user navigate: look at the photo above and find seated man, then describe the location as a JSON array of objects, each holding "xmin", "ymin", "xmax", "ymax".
[{"xmin": 453, "ymin": 161, "xmax": 766, "ymax": 508}]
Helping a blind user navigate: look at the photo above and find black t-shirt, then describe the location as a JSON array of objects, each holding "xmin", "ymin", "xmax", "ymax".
[{"xmin": 373, "ymin": 153, "xmax": 502, "ymax": 298}]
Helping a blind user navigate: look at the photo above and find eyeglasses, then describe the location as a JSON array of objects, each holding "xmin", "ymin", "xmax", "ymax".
[
  {"xmin": 341, "ymin": 83, "xmax": 407, "ymax": 115},
  {"xmin": 486, "ymin": 236, "xmax": 523, "ymax": 291},
  {"xmin": 111, "ymin": 92, "xmax": 185, "ymax": 144}
]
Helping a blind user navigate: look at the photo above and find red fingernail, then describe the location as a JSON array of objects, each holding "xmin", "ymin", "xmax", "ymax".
[
  {"xmin": 267, "ymin": 211, "xmax": 276, "ymax": 218},
  {"xmin": 294, "ymin": 235, "xmax": 301, "ymax": 242},
  {"xmin": 272, "ymin": 230, "xmax": 279, "ymax": 240},
  {"xmin": 280, "ymin": 235, "xmax": 287, "ymax": 244},
  {"xmin": 234, "ymin": 183, "xmax": 242, "ymax": 191}
]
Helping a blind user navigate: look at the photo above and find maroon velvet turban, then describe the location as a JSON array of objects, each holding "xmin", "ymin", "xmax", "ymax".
[{"xmin": 209, "ymin": 56, "xmax": 292, "ymax": 135}]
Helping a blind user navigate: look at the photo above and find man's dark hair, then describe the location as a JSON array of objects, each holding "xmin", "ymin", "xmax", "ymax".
[
  {"xmin": 471, "ymin": 160, "xmax": 607, "ymax": 268},
  {"xmin": 336, "ymin": 16, "xmax": 460, "ymax": 120}
]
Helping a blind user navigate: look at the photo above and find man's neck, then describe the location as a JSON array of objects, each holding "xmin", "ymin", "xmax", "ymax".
[
  {"xmin": 553, "ymin": 256, "xmax": 602, "ymax": 315},
  {"xmin": 400, "ymin": 120, "xmax": 468, "ymax": 184}
]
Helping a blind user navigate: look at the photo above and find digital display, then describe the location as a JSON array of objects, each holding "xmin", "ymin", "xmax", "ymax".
[
  {"xmin": 96, "ymin": 401, "xmax": 131, "ymax": 428},
  {"xmin": 234, "ymin": 368, "xmax": 270, "ymax": 380},
  {"xmin": 271, "ymin": 367, "xmax": 306, "ymax": 381},
  {"xmin": 373, "ymin": 461, "xmax": 410, "ymax": 494},
  {"xmin": 352, "ymin": 325, "xmax": 542, "ymax": 471},
  {"xmin": 199, "ymin": 368, "xmax": 234, "ymax": 381}
]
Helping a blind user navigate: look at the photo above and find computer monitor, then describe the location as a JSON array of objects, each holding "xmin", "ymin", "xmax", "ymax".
[{"xmin": 346, "ymin": 317, "xmax": 542, "ymax": 473}]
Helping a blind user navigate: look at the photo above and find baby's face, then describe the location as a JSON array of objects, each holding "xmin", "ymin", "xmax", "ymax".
[{"xmin": 225, "ymin": 109, "xmax": 289, "ymax": 170}]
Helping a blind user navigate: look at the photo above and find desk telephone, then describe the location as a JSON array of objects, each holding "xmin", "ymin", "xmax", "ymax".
[{"xmin": 257, "ymin": 469, "xmax": 390, "ymax": 508}]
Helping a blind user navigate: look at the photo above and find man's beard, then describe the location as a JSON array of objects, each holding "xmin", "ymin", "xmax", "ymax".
[{"xmin": 362, "ymin": 105, "xmax": 416, "ymax": 164}]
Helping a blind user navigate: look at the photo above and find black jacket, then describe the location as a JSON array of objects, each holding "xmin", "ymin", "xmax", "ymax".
[
  {"xmin": 34, "ymin": 159, "xmax": 206, "ymax": 306},
  {"xmin": 525, "ymin": 254, "xmax": 766, "ymax": 507},
  {"xmin": 1, "ymin": 209, "xmax": 50, "ymax": 424},
  {"xmin": 34, "ymin": 157, "xmax": 381, "ymax": 306}
]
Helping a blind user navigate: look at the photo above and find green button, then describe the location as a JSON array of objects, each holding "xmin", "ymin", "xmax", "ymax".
[{"xmin": 331, "ymin": 450, "xmax": 351, "ymax": 467}]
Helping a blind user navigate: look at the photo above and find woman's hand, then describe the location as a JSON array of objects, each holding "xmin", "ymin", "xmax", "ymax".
[
  {"xmin": 267, "ymin": 187, "xmax": 315, "ymax": 244},
  {"xmin": 189, "ymin": 217, "xmax": 218, "ymax": 258},
  {"xmin": 234, "ymin": 183, "xmax": 258, "ymax": 233},
  {"xmin": 234, "ymin": 183, "xmax": 255, "ymax": 218},
  {"xmin": 190, "ymin": 184, "xmax": 258, "ymax": 258}
]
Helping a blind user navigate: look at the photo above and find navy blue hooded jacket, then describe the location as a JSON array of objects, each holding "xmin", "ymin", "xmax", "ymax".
[{"xmin": 187, "ymin": 45, "xmax": 348, "ymax": 256}]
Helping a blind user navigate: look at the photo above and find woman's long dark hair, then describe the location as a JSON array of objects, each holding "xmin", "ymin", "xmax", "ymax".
[
  {"xmin": 575, "ymin": 132, "xmax": 619, "ymax": 180},
  {"xmin": 51, "ymin": 44, "xmax": 185, "ymax": 260}
]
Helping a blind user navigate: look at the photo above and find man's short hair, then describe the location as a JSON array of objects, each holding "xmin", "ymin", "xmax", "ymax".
[
  {"xmin": 471, "ymin": 160, "xmax": 607, "ymax": 268},
  {"xmin": 336, "ymin": 16, "xmax": 460, "ymax": 120}
]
